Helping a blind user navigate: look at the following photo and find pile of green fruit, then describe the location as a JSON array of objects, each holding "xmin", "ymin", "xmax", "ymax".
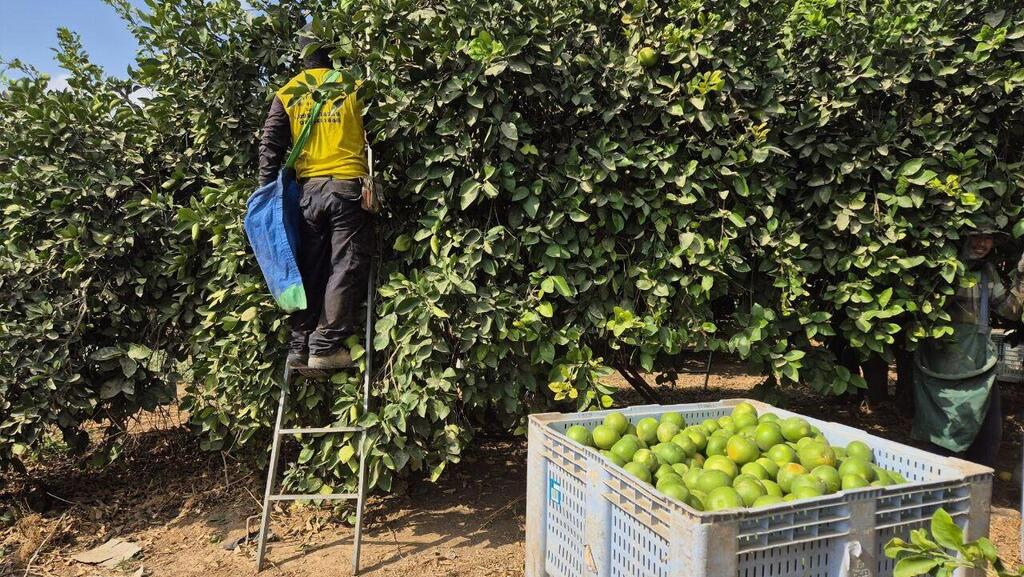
[{"xmin": 564, "ymin": 403, "xmax": 908, "ymax": 512}]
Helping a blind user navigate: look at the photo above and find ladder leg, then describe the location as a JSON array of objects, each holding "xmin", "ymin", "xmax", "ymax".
[
  {"xmin": 257, "ymin": 364, "xmax": 292, "ymax": 571},
  {"xmin": 352, "ymin": 258, "xmax": 376, "ymax": 575}
]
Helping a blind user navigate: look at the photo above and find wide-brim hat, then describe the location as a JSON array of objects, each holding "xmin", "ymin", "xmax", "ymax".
[{"xmin": 964, "ymin": 215, "xmax": 1010, "ymax": 244}]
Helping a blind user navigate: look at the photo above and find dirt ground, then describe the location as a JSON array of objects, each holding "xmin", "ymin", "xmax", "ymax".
[{"xmin": 1, "ymin": 361, "xmax": 1021, "ymax": 576}]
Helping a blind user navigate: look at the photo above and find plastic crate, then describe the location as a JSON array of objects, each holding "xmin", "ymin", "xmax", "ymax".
[
  {"xmin": 992, "ymin": 329, "xmax": 1024, "ymax": 384},
  {"xmin": 525, "ymin": 399, "xmax": 992, "ymax": 577}
]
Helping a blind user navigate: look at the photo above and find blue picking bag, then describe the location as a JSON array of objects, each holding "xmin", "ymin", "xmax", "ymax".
[
  {"xmin": 244, "ymin": 70, "xmax": 340, "ymax": 312},
  {"xmin": 244, "ymin": 170, "xmax": 307, "ymax": 312}
]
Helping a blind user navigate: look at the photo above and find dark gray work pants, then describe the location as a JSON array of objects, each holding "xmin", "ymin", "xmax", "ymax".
[{"xmin": 288, "ymin": 177, "xmax": 373, "ymax": 355}]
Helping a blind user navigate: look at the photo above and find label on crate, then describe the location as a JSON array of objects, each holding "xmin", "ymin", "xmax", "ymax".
[{"xmin": 548, "ymin": 477, "xmax": 562, "ymax": 506}]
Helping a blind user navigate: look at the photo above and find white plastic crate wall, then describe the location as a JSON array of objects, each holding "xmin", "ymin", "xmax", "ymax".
[{"xmin": 524, "ymin": 399, "xmax": 992, "ymax": 577}]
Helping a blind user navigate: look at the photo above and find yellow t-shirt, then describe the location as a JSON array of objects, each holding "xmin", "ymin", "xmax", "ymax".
[{"xmin": 276, "ymin": 68, "xmax": 368, "ymax": 180}]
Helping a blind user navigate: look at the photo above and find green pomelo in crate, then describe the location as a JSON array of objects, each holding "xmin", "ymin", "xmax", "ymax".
[
  {"xmin": 732, "ymin": 473, "xmax": 759, "ymax": 486},
  {"xmin": 621, "ymin": 433, "xmax": 643, "ymax": 447},
  {"xmin": 688, "ymin": 454, "xmax": 705, "ymax": 468},
  {"xmin": 671, "ymin": 463, "xmax": 690, "ymax": 477},
  {"xmin": 610, "ymin": 436, "xmax": 641, "ymax": 462},
  {"xmin": 660, "ymin": 412, "xmax": 685, "ymax": 428},
  {"xmin": 706, "ymin": 486, "xmax": 744, "ymax": 511},
  {"xmin": 626, "ymin": 423, "xmax": 637, "ymax": 436},
  {"xmin": 767, "ymin": 443, "xmax": 797, "ymax": 465},
  {"xmin": 704, "ymin": 455, "xmax": 739, "ymax": 480},
  {"xmin": 717, "ymin": 416, "xmax": 737, "ymax": 434},
  {"xmin": 846, "ymin": 440, "xmax": 874, "ymax": 463},
  {"xmin": 604, "ymin": 413, "xmax": 630, "ymax": 435},
  {"xmin": 623, "ymin": 461, "xmax": 652, "ymax": 484},
  {"xmin": 754, "ymin": 422, "xmax": 784, "ymax": 451},
  {"xmin": 732, "ymin": 402, "xmax": 758, "ymax": 419},
  {"xmin": 734, "ymin": 478, "xmax": 767, "ymax": 507},
  {"xmin": 670, "ymin": 433, "xmax": 697, "ymax": 457},
  {"xmin": 798, "ymin": 441, "xmax": 837, "ymax": 469},
  {"xmin": 726, "ymin": 435, "xmax": 759, "ymax": 465},
  {"xmin": 733, "ymin": 412, "xmax": 758, "ymax": 431},
  {"xmin": 833, "ymin": 446, "xmax": 847, "ymax": 460},
  {"xmin": 660, "ymin": 483, "xmax": 689, "ymax": 503},
  {"xmin": 592, "ymin": 425, "xmax": 621, "ymax": 450},
  {"xmin": 741, "ymin": 462, "xmax": 769, "ymax": 480},
  {"xmin": 636, "ymin": 417, "xmax": 660, "ymax": 445},
  {"xmin": 811, "ymin": 465, "xmax": 841, "ymax": 493},
  {"xmin": 683, "ymin": 468, "xmax": 704, "ymax": 491},
  {"xmin": 696, "ymin": 469, "xmax": 733, "ymax": 493},
  {"xmin": 753, "ymin": 494, "xmax": 784, "ymax": 507},
  {"xmin": 872, "ymin": 466, "xmax": 893, "ymax": 485},
  {"xmin": 790, "ymin": 473, "xmax": 827, "ymax": 495},
  {"xmin": 783, "ymin": 493, "xmax": 798, "ymax": 502},
  {"xmin": 632, "ymin": 448, "xmax": 660, "ymax": 472},
  {"xmin": 841, "ymin": 474, "xmax": 870, "ymax": 490},
  {"xmin": 601, "ymin": 450, "xmax": 627, "ymax": 467},
  {"xmin": 780, "ymin": 417, "xmax": 812, "ymax": 442},
  {"xmin": 683, "ymin": 427, "xmax": 708, "ymax": 451},
  {"xmin": 759, "ymin": 413, "xmax": 780, "ymax": 424},
  {"xmin": 756, "ymin": 457, "xmax": 779, "ymax": 478},
  {"xmin": 701, "ymin": 419, "xmax": 720, "ymax": 435},
  {"xmin": 657, "ymin": 422, "xmax": 681, "ymax": 444},
  {"xmin": 890, "ymin": 471, "xmax": 907, "ymax": 484},
  {"xmin": 566, "ymin": 425, "xmax": 592, "ymax": 446},
  {"xmin": 656, "ymin": 474, "xmax": 684, "ymax": 491},
  {"xmin": 705, "ymin": 434, "xmax": 728, "ymax": 457},
  {"xmin": 795, "ymin": 436, "xmax": 816, "ymax": 450},
  {"xmin": 777, "ymin": 462, "xmax": 808, "ymax": 493},
  {"xmin": 655, "ymin": 464, "xmax": 676, "ymax": 479},
  {"xmin": 687, "ymin": 491, "xmax": 706, "ymax": 511},
  {"xmin": 838, "ymin": 457, "xmax": 875, "ymax": 482},
  {"xmin": 762, "ymin": 479, "xmax": 783, "ymax": 498},
  {"xmin": 791, "ymin": 484, "xmax": 825, "ymax": 500},
  {"xmin": 653, "ymin": 442, "xmax": 686, "ymax": 465}
]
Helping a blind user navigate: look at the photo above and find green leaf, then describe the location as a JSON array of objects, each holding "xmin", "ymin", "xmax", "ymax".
[
  {"xmin": 1012, "ymin": 219, "xmax": 1024, "ymax": 239},
  {"xmin": 339, "ymin": 444, "xmax": 355, "ymax": 464},
  {"xmin": 550, "ymin": 276, "xmax": 574, "ymax": 297},
  {"xmin": 893, "ymin": 555, "xmax": 941, "ymax": 577},
  {"xmin": 930, "ymin": 509, "xmax": 964, "ymax": 551},
  {"xmin": 537, "ymin": 301, "xmax": 553, "ymax": 317},
  {"xmin": 460, "ymin": 179, "xmax": 482, "ymax": 210},
  {"xmin": 298, "ymin": 447, "xmax": 315, "ymax": 464},
  {"xmin": 126, "ymin": 344, "xmax": 152, "ymax": 360},
  {"xmin": 500, "ymin": 122, "xmax": 518, "ymax": 141},
  {"xmin": 899, "ymin": 158, "xmax": 924, "ymax": 176},
  {"xmin": 90, "ymin": 347, "xmax": 121, "ymax": 361}
]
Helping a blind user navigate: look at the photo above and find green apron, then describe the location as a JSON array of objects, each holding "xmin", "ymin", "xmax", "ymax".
[{"xmin": 912, "ymin": 268, "xmax": 997, "ymax": 452}]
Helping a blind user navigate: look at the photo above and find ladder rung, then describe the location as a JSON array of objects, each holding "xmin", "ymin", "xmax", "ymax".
[
  {"xmin": 269, "ymin": 493, "xmax": 358, "ymax": 501},
  {"xmin": 279, "ymin": 426, "xmax": 362, "ymax": 434}
]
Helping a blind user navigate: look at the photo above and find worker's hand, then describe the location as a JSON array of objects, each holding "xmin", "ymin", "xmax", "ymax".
[{"xmin": 1018, "ymin": 251, "xmax": 1024, "ymax": 274}]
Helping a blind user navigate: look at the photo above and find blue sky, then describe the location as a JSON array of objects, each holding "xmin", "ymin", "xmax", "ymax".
[{"xmin": 0, "ymin": 1, "xmax": 140, "ymax": 80}]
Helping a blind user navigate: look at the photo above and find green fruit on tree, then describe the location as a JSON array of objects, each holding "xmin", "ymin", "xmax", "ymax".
[
  {"xmin": 696, "ymin": 469, "xmax": 734, "ymax": 493},
  {"xmin": 660, "ymin": 412, "xmax": 686, "ymax": 428},
  {"xmin": 623, "ymin": 461, "xmax": 652, "ymax": 484},
  {"xmin": 846, "ymin": 441, "xmax": 874, "ymax": 463},
  {"xmin": 604, "ymin": 413, "xmax": 630, "ymax": 435},
  {"xmin": 636, "ymin": 417, "xmax": 660, "ymax": 445},
  {"xmin": 780, "ymin": 417, "xmax": 812, "ymax": 442},
  {"xmin": 741, "ymin": 462, "xmax": 770, "ymax": 480},
  {"xmin": 657, "ymin": 422, "xmax": 681, "ymax": 444},
  {"xmin": 706, "ymin": 486, "xmax": 745, "ymax": 511},
  {"xmin": 767, "ymin": 443, "xmax": 797, "ymax": 466},
  {"xmin": 755, "ymin": 457, "xmax": 779, "ymax": 478},
  {"xmin": 754, "ymin": 422, "xmax": 784, "ymax": 451},
  {"xmin": 704, "ymin": 455, "xmax": 739, "ymax": 480},
  {"xmin": 592, "ymin": 425, "xmax": 621, "ymax": 450},
  {"xmin": 637, "ymin": 47, "xmax": 658, "ymax": 68},
  {"xmin": 632, "ymin": 448, "xmax": 659, "ymax": 472},
  {"xmin": 841, "ymin": 474, "xmax": 870, "ymax": 490},
  {"xmin": 810, "ymin": 465, "xmax": 841, "ymax": 493},
  {"xmin": 661, "ymin": 483, "xmax": 689, "ymax": 503},
  {"xmin": 753, "ymin": 494, "xmax": 784, "ymax": 507},
  {"xmin": 726, "ymin": 435, "xmax": 759, "ymax": 465},
  {"xmin": 776, "ymin": 462, "xmax": 808, "ymax": 493},
  {"xmin": 566, "ymin": 425, "xmax": 592, "ymax": 446},
  {"xmin": 838, "ymin": 458, "xmax": 875, "ymax": 482}
]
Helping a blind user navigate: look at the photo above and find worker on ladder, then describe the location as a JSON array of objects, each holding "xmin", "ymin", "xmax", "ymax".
[{"xmin": 258, "ymin": 25, "xmax": 374, "ymax": 370}]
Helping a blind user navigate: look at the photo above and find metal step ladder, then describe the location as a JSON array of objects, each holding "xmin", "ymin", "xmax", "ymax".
[{"xmin": 256, "ymin": 258, "xmax": 377, "ymax": 574}]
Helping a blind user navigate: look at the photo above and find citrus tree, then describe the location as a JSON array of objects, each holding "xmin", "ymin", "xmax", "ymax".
[{"xmin": 2, "ymin": 0, "xmax": 1023, "ymax": 494}]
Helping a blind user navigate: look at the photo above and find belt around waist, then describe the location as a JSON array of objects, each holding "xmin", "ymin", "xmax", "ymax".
[{"xmin": 297, "ymin": 176, "xmax": 362, "ymax": 185}]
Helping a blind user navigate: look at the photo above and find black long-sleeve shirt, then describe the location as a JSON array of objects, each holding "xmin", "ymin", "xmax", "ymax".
[{"xmin": 258, "ymin": 96, "xmax": 292, "ymax": 185}]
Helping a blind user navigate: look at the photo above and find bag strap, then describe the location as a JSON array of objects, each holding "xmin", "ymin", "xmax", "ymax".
[{"xmin": 285, "ymin": 69, "xmax": 342, "ymax": 169}]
